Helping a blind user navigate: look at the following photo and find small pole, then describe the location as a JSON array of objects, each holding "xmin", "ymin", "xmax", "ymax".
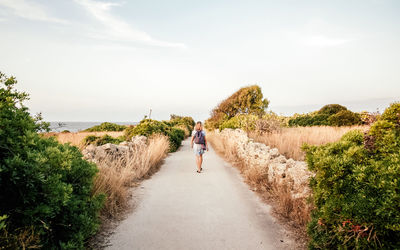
[{"xmin": 149, "ymin": 108, "xmax": 152, "ymax": 119}]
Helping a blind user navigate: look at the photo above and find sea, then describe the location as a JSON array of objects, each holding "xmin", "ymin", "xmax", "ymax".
[{"xmin": 48, "ymin": 122, "xmax": 138, "ymax": 132}]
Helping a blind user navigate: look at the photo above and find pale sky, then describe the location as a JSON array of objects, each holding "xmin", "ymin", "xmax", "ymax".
[{"xmin": 0, "ymin": 0, "xmax": 399, "ymax": 122}]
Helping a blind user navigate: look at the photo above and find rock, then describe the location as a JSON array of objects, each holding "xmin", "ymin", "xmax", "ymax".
[{"xmin": 213, "ymin": 128, "xmax": 312, "ymax": 200}]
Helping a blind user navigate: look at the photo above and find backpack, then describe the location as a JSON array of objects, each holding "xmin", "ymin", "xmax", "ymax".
[{"xmin": 194, "ymin": 130, "xmax": 205, "ymax": 145}]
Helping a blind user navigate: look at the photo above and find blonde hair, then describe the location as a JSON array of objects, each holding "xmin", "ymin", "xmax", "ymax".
[{"xmin": 195, "ymin": 121, "xmax": 202, "ymax": 131}]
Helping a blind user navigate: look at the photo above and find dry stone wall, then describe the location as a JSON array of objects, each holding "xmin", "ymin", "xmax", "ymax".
[
  {"xmin": 216, "ymin": 129, "xmax": 312, "ymax": 199},
  {"xmin": 82, "ymin": 136, "xmax": 147, "ymax": 165}
]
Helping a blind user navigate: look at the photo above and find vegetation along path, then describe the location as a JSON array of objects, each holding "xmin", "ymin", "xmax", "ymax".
[{"xmin": 106, "ymin": 138, "xmax": 296, "ymax": 250}]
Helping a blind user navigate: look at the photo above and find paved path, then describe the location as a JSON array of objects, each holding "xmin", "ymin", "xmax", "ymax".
[{"xmin": 106, "ymin": 138, "xmax": 295, "ymax": 250}]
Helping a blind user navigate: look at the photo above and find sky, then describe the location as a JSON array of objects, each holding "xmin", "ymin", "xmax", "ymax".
[{"xmin": 0, "ymin": 0, "xmax": 399, "ymax": 122}]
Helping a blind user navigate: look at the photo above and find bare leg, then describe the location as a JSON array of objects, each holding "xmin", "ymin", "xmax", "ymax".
[
  {"xmin": 196, "ymin": 155, "xmax": 199, "ymax": 169},
  {"xmin": 199, "ymin": 155, "xmax": 203, "ymax": 171},
  {"xmin": 196, "ymin": 155, "xmax": 201, "ymax": 172}
]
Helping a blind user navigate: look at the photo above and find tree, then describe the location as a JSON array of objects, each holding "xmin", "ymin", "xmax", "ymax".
[{"xmin": 206, "ymin": 85, "xmax": 269, "ymax": 129}]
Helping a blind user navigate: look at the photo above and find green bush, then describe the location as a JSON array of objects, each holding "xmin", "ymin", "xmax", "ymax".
[
  {"xmin": 169, "ymin": 115, "xmax": 195, "ymax": 137},
  {"xmin": 288, "ymin": 104, "xmax": 361, "ymax": 127},
  {"xmin": 124, "ymin": 119, "xmax": 169, "ymax": 139},
  {"xmin": 83, "ymin": 134, "xmax": 125, "ymax": 146},
  {"xmin": 318, "ymin": 104, "xmax": 347, "ymax": 116},
  {"xmin": 0, "ymin": 73, "xmax": 104, "ymax": 249},
  {"xmin": 328, "ymin": 110, "xmax": 362, "ymax": 126},
  {"xmin": 303, "ymin": 102, "xmax": 400, "ymax": 249},
  {"xmin": 84, "ymin": 122, "xmax": 126, "ymax": 132},
  {"xmin": 169, "ymin": 127, "xmax": 185, "ymax": 152},
  {"xmin": 206, "ymin": 85, "xmax": 269, "ymax": 129},
  {"xmin": 124, "ymin": 119, "xmax": 185, "ymax": 152},
  {"xmin": 288, "ymin": 113, "xmax": 330, "ymax": 127},
  {"xmin": 380, "ymin": 102, "xmax": 400, "ymax": 125},
  {"xmin": 219, "ymin": 114, "xmax": 258, "ymax": 131}
]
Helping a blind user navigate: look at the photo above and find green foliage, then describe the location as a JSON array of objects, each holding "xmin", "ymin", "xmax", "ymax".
[
  {"xmin": 380, "ymin": 102, "xmax": 400, "ymax": 126},
  {"xmin": 84, "ymin": 122, "xmax": 126, "ymax": 132},
  {"xmin": 206, "ymin": 85, "xmax": 269, "ymax": 129},
  {"xmin": 303, "ymin": 102, "xmax": 400, "ymax": 249},
  {"xmin": 328, "ymin": 110, "xmax": 362, "ymax": 126},
  {"xmin": 82, "ymin": 134, "xmax": 125, "ymax": 146},
  {"xmin": 318, "ymin": 104, "xmax": 347, "ymax": 116},
  {"xmin": 124, "ymin": 119, "xmax": 169, "ymax": 139},
  {"xmin": 124, "ymin": 119, "xmax": 186, "ymax": 152},
  {"xmin": 169, "ymin": 114, "xmax": 195, "ymax": 136},
  {"xmin": 360, "ymin": 111, "xmax": 380, "ymax": 125},
  {"xmin": 219, "ymin": 114, "xmax": 258, "ymax": 131},
  {"xmin": 0, "ymin": 72, "xmax": 104, "ymax": 249},
  {"xmin": 217, "ymin": 112, "xmax": 286, "ymax": 133},
  {"xmin": 288, "ymin": 113, "xmax": 330, "ymax": 127},
  {"xmin": 169, "ymin": 127, "xmax": 185, "ymax": 152},
  {"xmin": 288, "ymin": 104, "xmax": 361, "ymax": 127}
]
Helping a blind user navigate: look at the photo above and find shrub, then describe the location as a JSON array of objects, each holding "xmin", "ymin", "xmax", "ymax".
[
  {"xmin": 328, "ymin": 110, "xmax": 362, "ymax": 126},
  {"xmin": 380, "ymin": 102, "xmax": 400, "ymax": 125},
  {"xmin": 83, "ymin": 134, "xmax": 125, "ymax": 146},
  {"xmin": 206, "ymin": 85, "xmax": 269, "ymax": 129},
  {"xmin": 303, "ymin": 102, "xmax": 400, "ymax": 249},
  {"xmin": 288, "ymin": 113, "xmax": 330, "ymax": 127},
  {"xmin": 168, "ymin": 127, "xmax": 185, "ymax": 152},
  {"xmin": 360, "ymin": 111, "xmax": 379, "ymax": 125},
  {"xmin": 84, "ymin": 122, "xmax": 126, "ymax": 132},
  {"xmin": 318, "ymin": 104, "xmax": 347, "ymax": 116},
  {"xmin": 124, "ymin": 119, "xmax": 185, "ymax": 152},
  {"xmin": 170, "ymin": 114, "xmax": 195, "ymax": 135},
  {"xmin": 288, "ymin": 104, "xmax": 361, "ymax": 127},
  {"xmin": 219, "ymin": 114, "xmax": 258, "ymax": 131},
  {"xmin": 0, "ymin": 73, "xmax": 104, "ymax": 249},
  {"xmin": 124, "ymin": 119, "xmax": 169, "ymax": 139}
]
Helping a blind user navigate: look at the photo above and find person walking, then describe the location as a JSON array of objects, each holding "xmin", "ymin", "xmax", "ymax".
[{"xmin": 191, "ymin": 121, "xmax": 208, "ymax": 173}]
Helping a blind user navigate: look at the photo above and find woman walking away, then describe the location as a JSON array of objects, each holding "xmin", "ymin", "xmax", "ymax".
[{"xmin": 191, "ymin": 121, "xmax": 208, "ymax": 173}]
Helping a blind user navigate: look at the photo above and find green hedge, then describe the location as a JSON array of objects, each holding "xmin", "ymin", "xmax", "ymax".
[
  {"xmin": 218, "ymin": 114, "xmax": 258, "ymax": 131},
  {"xmin": 289, "ymin": 104, "xmax": 361, "ymax": 127},
  {"xmin": 84, "ymin": 122, "xmax": 126, "ymax": 132},
  {"xmin": 169, "ymin": 115, "xmax": 195, "ymax": 136},
  {"xmin": 303, "ymin": 102, "xmax": 400, "ymax": 249},
  {"xmin": 82, "ymin": 134, "xmax": 125, "ymax": 146},
  {"xmin": 0, "ymin": 73, "xmax": 104, "ymax": 249},
  {"xmin": 124, "ymin": 119, "xmax": 186, "ymax": 152}
]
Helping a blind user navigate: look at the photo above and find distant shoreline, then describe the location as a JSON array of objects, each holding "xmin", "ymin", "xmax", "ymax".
[{"xmin": 48, "ymin": 121, "xmax": 138, "ymax": 132}]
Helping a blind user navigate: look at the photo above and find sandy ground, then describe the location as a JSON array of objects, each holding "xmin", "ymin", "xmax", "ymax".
[{"xmin": 105, "ymin": 138, "xmax": 297, "ymax": 250}]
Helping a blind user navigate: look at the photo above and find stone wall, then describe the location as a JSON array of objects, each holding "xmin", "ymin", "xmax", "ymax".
[
  {"xmin": 82, "ymin": 136, "xmax": 147, "ymax": 165},
  {"xmin": 215, "ymin": 129, "xmax": 312, "ymax": 199}
]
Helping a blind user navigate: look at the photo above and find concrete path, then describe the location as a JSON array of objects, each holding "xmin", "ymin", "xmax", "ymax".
[{"xmin": 106, "ymin": 138, "xmax": 295, "ymax": 250}]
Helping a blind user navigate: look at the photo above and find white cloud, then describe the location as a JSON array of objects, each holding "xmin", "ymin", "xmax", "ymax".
[
  {"xmin": 74, "ymin": 0, "xmax": 186, "ymax": 49},
  {"xmin": 301, "ymin": 35, "xmax": 353, "ymax": 47},
  {"xmin": 288, "ymin": 18, "xmax": 356, "ymax": 48},
  {"xmin": 0, "ymin": 0, "xmax": 67, "ymax": 23}
]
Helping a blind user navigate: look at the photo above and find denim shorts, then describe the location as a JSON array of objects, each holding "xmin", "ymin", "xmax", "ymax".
[{"xmin": 193, "ymin": 143, "xmax": 205, "ymax": 156}]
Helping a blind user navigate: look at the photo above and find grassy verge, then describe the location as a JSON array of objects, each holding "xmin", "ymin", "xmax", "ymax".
[
  {"xmin": 248, "ymin": 125, "xmax": 368, "ymax": 161},
  {"xmin": 43, "ymin": 131, "xmax": 124, "ymax": 148},
  {"xmin": 207, "ymin": 130, "xmax": 311, "ymax": 246},
  {"xmin": 92, "ymin": 134, "xmax": 169, "ymax": 217}
]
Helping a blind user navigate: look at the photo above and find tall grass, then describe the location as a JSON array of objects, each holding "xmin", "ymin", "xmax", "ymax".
[
  {"xmin": 207, "ymin": 131, "xmax": 311, "ymax": 231},
  {"xmin": 92, "ymin": 134, "xmax": 169, "ymax": 217},
  {"xmin": 248, "ymin": 125, "xmax": 368, "ymax": 161},
  {"xmin": 43, "ymin": 131, "xmax": 124, "ymax": 148}
]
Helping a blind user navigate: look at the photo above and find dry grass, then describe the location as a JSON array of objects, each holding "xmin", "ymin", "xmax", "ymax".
[
  {"xmin": 42, "ymin": 131, "xmax": 124, "ymax": 149},
  {"xmin": 248, "ymin": 125, "xmax": 369, "ymax": 161},
  {"xmin": 91, "ymin": 134, "xmax": 169, "ymax": 217},
  {"xmin": 207, "ymin": 131, "xmax": 311, "ymax": 237}
]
